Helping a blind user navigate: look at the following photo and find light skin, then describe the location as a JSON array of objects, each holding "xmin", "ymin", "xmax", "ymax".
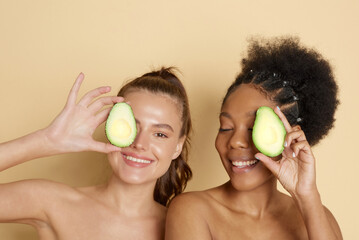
[
  {"xmin": 0, "ymin": 73, "xmax": 185, "ymax": 240},
  {"xmin": 165, "ymin": 83, "xmax": 342, "ymax": 240}
]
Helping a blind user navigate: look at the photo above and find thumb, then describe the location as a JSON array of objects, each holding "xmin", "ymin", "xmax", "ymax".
[
  {"xmin": 90, "ymin": 141, "xmax": 122, "ymax": 153},
  {"xmin": 255, "ymin": 153, "xmax": 280, "ymax": 176}
]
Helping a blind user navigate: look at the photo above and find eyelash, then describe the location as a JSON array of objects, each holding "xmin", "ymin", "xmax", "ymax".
[
  {"xmin": 155, "ymin": 132, "xmax": 168, "ymax": 138},
  {"xmin": 219, "ymin": 128, "xmax": 232, "ymax": 132},
  {"xmin": 218, "ymin": 128, "xmax": 253, "ymax": 132}
]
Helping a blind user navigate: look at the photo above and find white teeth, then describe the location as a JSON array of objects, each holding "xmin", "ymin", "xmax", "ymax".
[
  {"xmin": 231, "ymin": 160, "xmax": 258, "ymax": 168},
  {"xmin": 125, "ymin": 155, "xmax": 151, "ymax": 164}
]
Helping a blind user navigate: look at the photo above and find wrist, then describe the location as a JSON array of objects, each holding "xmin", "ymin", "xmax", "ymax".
[
  {"xmin": 288, "ymin": 180, "xmax": 319, "ymax": 201},
  {"xmin": 36, "ymin": 128, "xmax": 63, "ymax": 156},
  {"xmin": 292, "ymin": 188, "xmax": 322, "ymax": 214}
]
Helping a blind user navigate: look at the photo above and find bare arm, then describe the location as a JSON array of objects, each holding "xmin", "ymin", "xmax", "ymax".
[
  {"xmin": 0, "ymin": 129, "xmax": 55, "ymax": 171},
  {"xmin": 256, "ymin": 107, "xmax": 342, "ymax": 240},
  {"xmin": 0, "ymin": 73, "xmax": 122, "ymax": 171},
  {"xmin": 0, "ymin": 180, "xmax": 69, "ymax": 225},
  {"xmin": 0, "ymin": 73, "xmax": 122, "ymax": 223},
  {"xmin": 292, "ymin": 191, "xmax": 342, "ymax": 240}
]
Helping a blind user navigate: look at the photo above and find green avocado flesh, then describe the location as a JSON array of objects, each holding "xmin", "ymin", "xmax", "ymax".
[
  {"xmin": 105, "ymin": 102, "xmax": 137, "ymax": 147},
  {"xmin": 252, "ymin": 106, "xmax": 286, "ymax": 157}
]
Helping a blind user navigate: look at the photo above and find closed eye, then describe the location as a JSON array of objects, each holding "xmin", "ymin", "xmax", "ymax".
[{"xmin": 219, "ymin": 128, "xmax": 233, "ymax": 132}]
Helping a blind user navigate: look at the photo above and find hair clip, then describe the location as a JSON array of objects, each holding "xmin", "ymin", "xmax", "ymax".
[
  {"xmin": 273, "ymin": 72, "xmax": 278, "ymax": 77},
  {"xmin": 250, "ymin": 69, "xmax": 254, "ymax": 73},
  {"xmin": 296, "ymin": 117, "xmax": 303, "ymax": 123},
  {"xmin": 283, "ymin": 80, "xmax": 289, "ymax": 87},
  {"xmin": 293, "ymin": 95, "xmax": 299, "ymax": 101}
]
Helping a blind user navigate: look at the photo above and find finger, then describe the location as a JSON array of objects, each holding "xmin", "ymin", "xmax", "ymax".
[
  {"xmin": 291, "ymin": 140, "xmax": 313, "ymax": 159},
  {"xmin": 94, "ymin": 107, "xmax": 112, "ymax": 127},
  {"xmin": 89, "ymin": 141, "xmax": 121, "ymax": 153},
  {"xmin": 88, "ymin": 96, "xmax": 124, "ymax": 113},
  {"xmin": 255, "ymin": 153, "xmax": 281, "ymax": 176},
  {"xmin": 78, "ymin": 86, "xmax": 112, "ymax": 107},
  {"xmin": 66, "ymin": 73, "xmax": 85, "ymax": 106},
  {"xmin": 285, "ymin": 129, "xmax": 307, "ymax": 149},
  {"xmin": 274, "ymin": 106, "xmax": 292, "ymax": 133},
  {"xmin": 282, "ymin": 145, "xmax": 294, "ymax": 159}
]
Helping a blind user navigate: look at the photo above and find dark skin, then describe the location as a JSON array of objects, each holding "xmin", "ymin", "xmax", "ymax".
[{"xmin": 166, "ymin": 84, "xmax": 342, "ymax": 240}]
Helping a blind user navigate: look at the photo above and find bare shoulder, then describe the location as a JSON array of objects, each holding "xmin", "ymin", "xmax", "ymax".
[
  {"xmin": 169, "ymin": 189, "xmax": 215, "ymax": 213},
  {"xmin": 323, "ymin": 205, "xmax": 343, "ymax": 239},
  {"xmin": 165, "ymin": 189, "xmax": 218, "ymax": 240},
  {"xmin": 0, "ymin": 179, "xmax": 82, "ymax": 225}
]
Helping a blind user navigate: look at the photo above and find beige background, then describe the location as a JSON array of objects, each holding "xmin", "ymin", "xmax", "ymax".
[{"xmin": 0, "ymin": 0, "xmax": 358, "ymax": 239}]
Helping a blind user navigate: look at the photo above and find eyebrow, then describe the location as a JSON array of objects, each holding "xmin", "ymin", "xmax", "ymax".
[
  {"xmin": 135, "ymin": 119, "xmax": 174, "ymax": 132},
  {"xmin": 219, "ymin": 112, "xmax": 231, "ymax": 119},
  {"xmin": 154, "ymin": 123, "xmax": 174, "ymax": 132}
]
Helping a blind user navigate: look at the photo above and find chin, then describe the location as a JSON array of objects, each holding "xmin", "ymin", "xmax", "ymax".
[
  {"xmin": 115, "ymin": 171, "xmax": 154, "ymax": 185},
  {"xmin": 229, "ymin": 175, "xmax": 274, "ymax": 192}
]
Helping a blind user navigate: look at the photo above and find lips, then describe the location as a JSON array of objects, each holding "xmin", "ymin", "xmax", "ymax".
[
  {"xmin": 227, "ymin": 155, "xmax": 259, "ymax": 173},
  {"xmin": 121, "ymin": 152, "xmax": 154, "ymax": 168},
  {"xmin": 231, "ymin": 159, "xmax": 259, "ymax": 168}
]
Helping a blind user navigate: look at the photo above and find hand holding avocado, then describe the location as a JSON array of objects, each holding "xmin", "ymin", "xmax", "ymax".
[
  {"xmin": 254, "ymin": 106, "xmax": 317, "ymax": 198},
  {"xmin": 43, "ymin": 73, "xmax": 123, "ymax": 154}
]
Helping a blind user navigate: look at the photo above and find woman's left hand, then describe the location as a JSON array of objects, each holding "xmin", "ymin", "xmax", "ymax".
[{"xmin": 255, "ymin": 106, "xmax": 318, "ymax": 199}]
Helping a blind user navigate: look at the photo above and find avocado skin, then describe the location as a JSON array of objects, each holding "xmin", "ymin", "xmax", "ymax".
[
  {"xmin": 252, "ymin": 106, "xmax": 286, "ymax": 157},
  {"xmin": 105, "ymin": 102, "xmax": 137, "ymax": 147}
]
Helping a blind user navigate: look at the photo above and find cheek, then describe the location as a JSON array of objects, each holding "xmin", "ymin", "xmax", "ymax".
[
  {"xmin": 151, "ymin": 139, "xmax": 178, "ymax": 161},
  {"xmin": 215, "ymin": 133, "xmax": 226, "ymax": 155},
  {"xmin": 107, "ymin": 152, "xmax": 122, "ymax": 172}
]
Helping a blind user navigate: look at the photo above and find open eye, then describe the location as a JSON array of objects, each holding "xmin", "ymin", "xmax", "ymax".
[{"xmin": 154, "ymin": 132, "xmax": 168, "ymax": 138}]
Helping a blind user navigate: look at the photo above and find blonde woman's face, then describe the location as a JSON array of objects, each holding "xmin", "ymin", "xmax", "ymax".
[{"xmin": 108, "ymin": 90, "xmax": 185, "ymax": 185}]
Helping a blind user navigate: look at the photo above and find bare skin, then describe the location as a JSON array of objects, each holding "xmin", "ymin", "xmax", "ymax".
[
  {"xmin": 0, "ymin": 73, "xmax": 185, "ymax": 239},
  {"xmin": 166, "ymin": 84, "xmax": 342, "ymax": 240}
]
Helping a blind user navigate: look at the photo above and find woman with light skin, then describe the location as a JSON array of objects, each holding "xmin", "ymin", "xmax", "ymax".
[
  {"xmin": 0, "ymin": 67, "xmax": 192, "ymax": 240},
  {"xmin": 166, "ymin": 37, "xmax": 343, "ymax": 239}
]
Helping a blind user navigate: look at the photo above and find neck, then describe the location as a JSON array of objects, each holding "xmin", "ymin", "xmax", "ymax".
[
  {"xmin": 101, "ymin": 173, "xmax": 161, "ymax": 217},
  {"xmin": 222, "ymin": 176, "xmax": 282, "ymax": 218}
]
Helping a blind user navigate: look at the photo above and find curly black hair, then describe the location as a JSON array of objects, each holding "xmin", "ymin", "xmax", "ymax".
[{"xmin": 223, "ymin": 36, "xmax": 339, "ymax": 146}]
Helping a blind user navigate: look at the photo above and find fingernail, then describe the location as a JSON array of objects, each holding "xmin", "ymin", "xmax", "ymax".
[
  {"xmin": 292, "ymin": 152, "xmax": 296, "ymax": 158},
  {"xmin": 255, "ymin": 156, "xmax": 260, "ymax": 160},
  {"xmin": 284, "ymin": 141, "xmax": 287, "ymax": 147},
  {"xmin": 276, "ymin": 106, "xmax": 280, "ymax": 111}
]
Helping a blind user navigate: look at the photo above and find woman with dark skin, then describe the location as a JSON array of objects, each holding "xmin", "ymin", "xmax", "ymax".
[
  {"xmin": 0, "ymin": 67, "xmax": 192, "ymax": 240},
  {"xmin": 166, "ymin": 37, "xmax": 342, "ymax": 239}
]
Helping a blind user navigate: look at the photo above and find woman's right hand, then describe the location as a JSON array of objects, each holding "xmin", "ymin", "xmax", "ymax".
[{"xmin": 43, "ymin": 73, "xmax": 123, "ymax": 154}]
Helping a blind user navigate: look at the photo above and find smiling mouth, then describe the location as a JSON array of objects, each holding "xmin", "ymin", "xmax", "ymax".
[
  {"xmin": 123, "ymin": 154, "xmax": 152, "ymax": 164},
  {"xmin": 231, "ymin": 160, "xmax": 259, "ymax": 168}
]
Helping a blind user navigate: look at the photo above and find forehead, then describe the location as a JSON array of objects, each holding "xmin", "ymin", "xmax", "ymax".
[
  {"xmin": 123, "ymin": 90, "xmax": 182, "ymax": 128},
  {"xmin": 124, "ymin": 89, "xmax": 180, "ymax": 110},
  {"xmin": 222, "ymin": 84, "xmax": 276, "ymax": 115}
]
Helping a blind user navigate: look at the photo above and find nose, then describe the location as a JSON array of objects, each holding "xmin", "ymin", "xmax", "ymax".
[
  {"xmin": 130, "ymin": 128, "xmax": 148, "ymax": 151},
  {"xmin": 229, "ymin": 127, "xmax": 250, "ymax": 149}
]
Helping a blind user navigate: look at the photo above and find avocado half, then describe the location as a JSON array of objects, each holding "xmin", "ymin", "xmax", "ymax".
[
  {"xmin": 105, "ymin": 102, "xmax": 137, "ymax": 147},
  {"xmin": 252, "ymin": 106, "xmax": 286, "ymax": 157}
]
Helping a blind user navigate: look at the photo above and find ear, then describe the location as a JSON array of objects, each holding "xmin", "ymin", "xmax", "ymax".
[{"xmin": 171, "ymin": 135, "xmax": 186, "ymax": 160}]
